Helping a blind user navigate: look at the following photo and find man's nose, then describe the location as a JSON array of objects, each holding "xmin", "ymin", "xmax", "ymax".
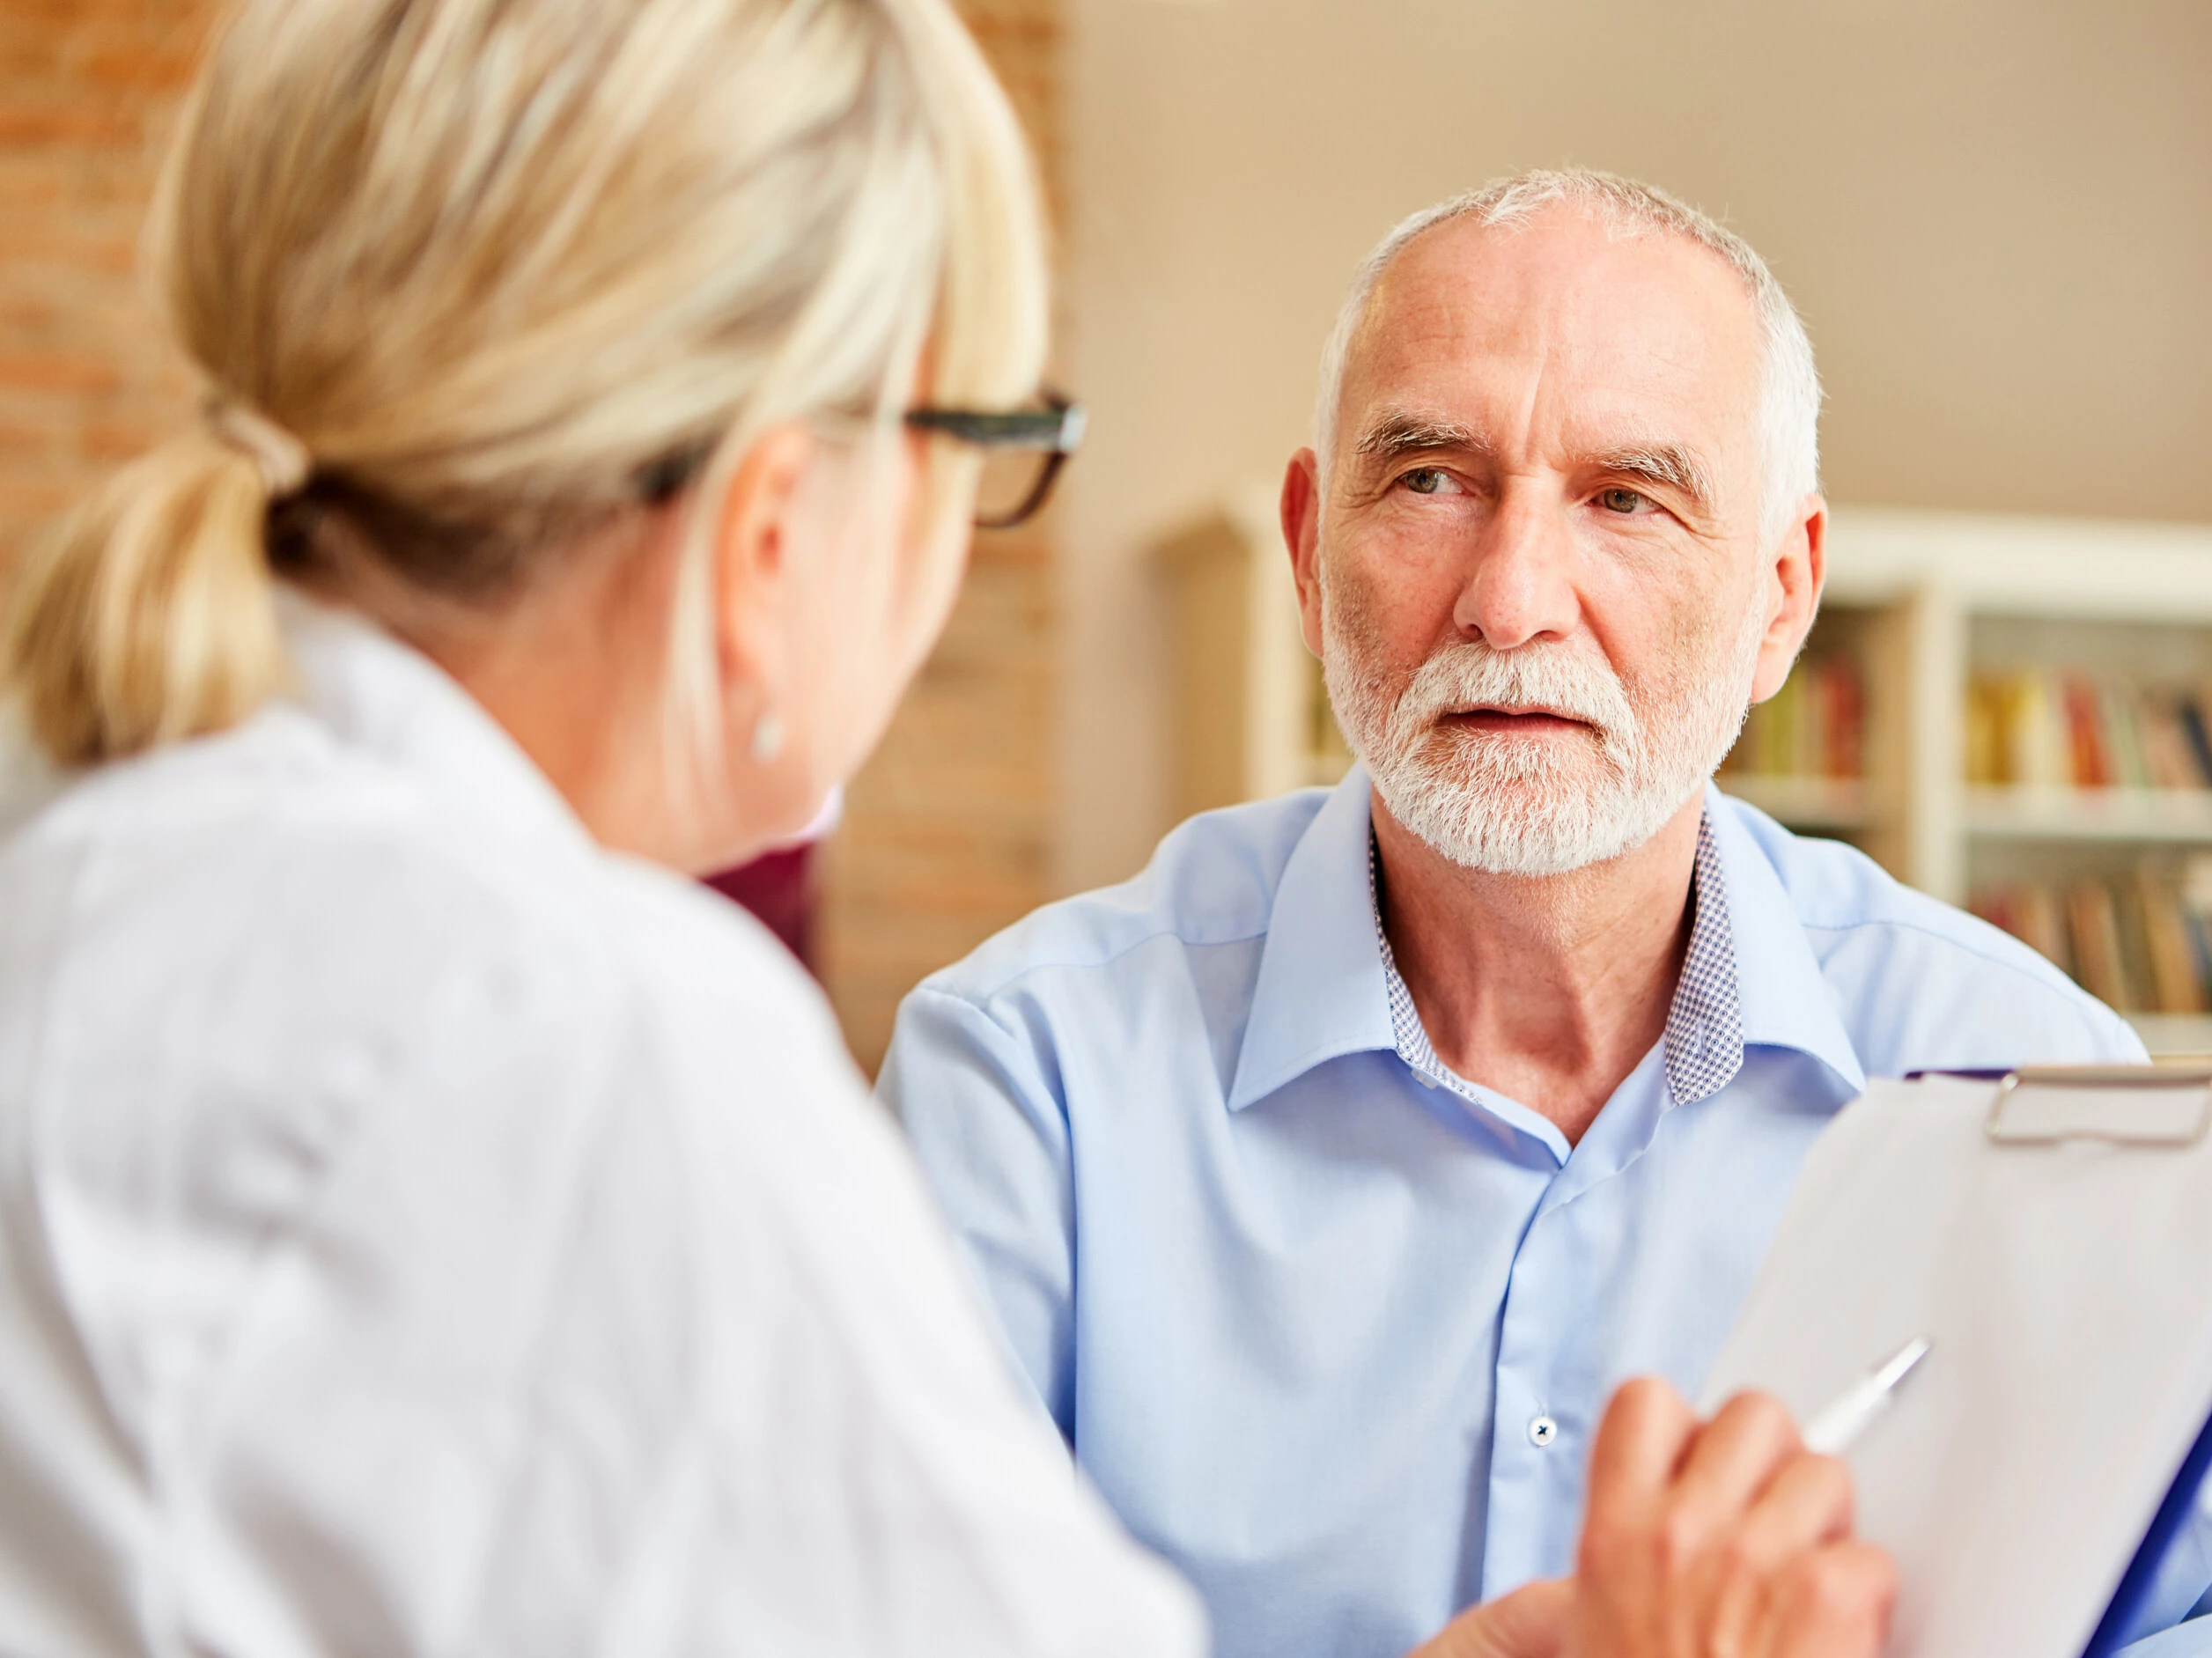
[{"xmin": 1450, "ymin": 492, "xmax": 1581, "ymax": 650}]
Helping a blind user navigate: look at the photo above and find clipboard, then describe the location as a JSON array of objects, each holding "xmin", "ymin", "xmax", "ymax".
[
  {"xmin": 1701, "ymin": 1065, "xmax": 2212, "ymax": 1658},
  {"xmin": 1981, "ymin": 1067, "xmax": 2212, "ymax": 1654}
]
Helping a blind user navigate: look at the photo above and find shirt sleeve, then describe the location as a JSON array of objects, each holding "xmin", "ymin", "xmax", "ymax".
[
  {"xmin": 2104, "ymin": 1455, "xmax": 2212, "ymax": 1652},
  {"xmin": 878, "ymin": 982, "xmax": 1080, "ymax": 1440},
  {"xmin": 2114, "ymin": 1617, "xmax": 2212, "ymax": 1655}
]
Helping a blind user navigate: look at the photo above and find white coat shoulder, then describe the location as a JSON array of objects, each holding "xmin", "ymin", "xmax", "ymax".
[{"xmin": 0, "ymin": 660, "xmax": 1201, "ymax": 1658}]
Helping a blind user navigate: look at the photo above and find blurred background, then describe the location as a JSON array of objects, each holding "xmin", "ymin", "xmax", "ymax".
[{"xmin": 4, "ymin": 0, "xmax": 2209, "ymax": 1069}]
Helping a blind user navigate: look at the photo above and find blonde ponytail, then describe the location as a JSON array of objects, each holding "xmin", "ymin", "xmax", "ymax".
[
  {"xmin": 0, "ymin": 0, "xmax": 1046, "ymax": 774},
  {"xmin": 4, "ymin": 421, "xmax": 289, "ymax": 766}
]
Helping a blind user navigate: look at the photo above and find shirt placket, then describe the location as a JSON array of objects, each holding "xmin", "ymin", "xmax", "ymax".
[{"xmin": 1371, "ymin": 816, "xmax": 1747, "ymax": 1595}]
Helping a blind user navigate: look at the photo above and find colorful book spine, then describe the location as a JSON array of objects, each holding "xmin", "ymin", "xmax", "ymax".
[
  {"xmin": 1972, "ymin": 861, "xmax": 2212, "ymax": 1014},
  {"xmin": 1722, "ymin": 657, "xmax": 1867, "ymax": 780},
  {"xmin": 1967, "ymin": 672, "xmax": 2212, "ymax": 792}
]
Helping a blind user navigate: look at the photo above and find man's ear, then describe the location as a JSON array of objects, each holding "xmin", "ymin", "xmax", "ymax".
[
  {"xmin": 1747, "ymin": 493, "xmax": 1827, "ymax": 704},
  {"xmin": 1280, "ymin": 448, "xmax": 1326, "ymax": 659},
  {"xmin": 711, "ymin": 422, "xmax": 816, "ymax": 699}
]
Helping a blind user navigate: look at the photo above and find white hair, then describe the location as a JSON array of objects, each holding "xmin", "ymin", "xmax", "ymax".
[{"xmin": 1312, "ymin": 168, "xmax": 1821, "ymax": 542}]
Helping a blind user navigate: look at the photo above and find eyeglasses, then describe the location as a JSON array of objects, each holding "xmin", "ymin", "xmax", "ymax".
[
  {"xmin": 635, "ymin": 392, "xmax": 1087, "ymax": 532},
  {"xmin": 905, "ymin": 392, "xmax": 1086, "ymax": 529}
]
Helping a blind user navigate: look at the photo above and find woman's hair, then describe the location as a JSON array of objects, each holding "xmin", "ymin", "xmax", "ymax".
[{"xmin": 1, "ymin": 0, "xmax": 1046, "ymax": 770}]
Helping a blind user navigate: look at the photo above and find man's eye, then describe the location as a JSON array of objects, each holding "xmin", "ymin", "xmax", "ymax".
[
  {"xmin": 1401, "ymin": 468, "xmax": 1451, "ymax": 495},
  {"xmin": 1599, "ymin": 487, "xmax": 1648, "ymax": 514}
]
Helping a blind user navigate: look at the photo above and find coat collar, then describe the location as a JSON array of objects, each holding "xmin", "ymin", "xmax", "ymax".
[{"xmin": 277, "ymin": 587, "xmax": 597, "ymax": 859}]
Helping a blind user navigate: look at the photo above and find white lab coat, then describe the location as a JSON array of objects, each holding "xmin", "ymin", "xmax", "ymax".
[{"xmin": 0, "ymin": 593, "xmax": 1206, "ymax": 1658}]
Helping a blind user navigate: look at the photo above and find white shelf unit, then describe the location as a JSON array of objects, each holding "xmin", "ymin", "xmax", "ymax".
[
  {"xmin": 1154, "ymin": 501, "xmax": 2212, "ymax": 1055},
  {"xmin": 1962, "ymin": 787, "xmax": 2212, "ymax": 844},
  {"xmin": 1808, "ymin": 509, "xmax": 2212, "ymax": 905},
  {"xmin": 1153, "ymin": 485, "xmax": 1348, "ymax": 822}
]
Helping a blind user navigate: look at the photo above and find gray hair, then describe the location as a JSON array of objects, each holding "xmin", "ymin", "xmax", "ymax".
[{"xmin": 1312, "ymin": 168, "xmax": 1821, "ymax": 542}]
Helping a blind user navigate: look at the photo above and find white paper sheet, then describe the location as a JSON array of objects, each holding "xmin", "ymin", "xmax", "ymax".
[{"xmin": 1700, "ymin": 1075, "xmax": 2212, "ymax": 1658}]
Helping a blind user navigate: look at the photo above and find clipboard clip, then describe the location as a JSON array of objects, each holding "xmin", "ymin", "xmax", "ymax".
[{"xmin": 1985, "ymin": 1065, "xmax": 2212, "ymax": 1147}]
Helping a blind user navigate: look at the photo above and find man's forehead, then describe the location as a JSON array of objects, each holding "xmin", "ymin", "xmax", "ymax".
[{"xmin": 1341, "ymin": 205, "xmax": 1764, "ymax": 448}]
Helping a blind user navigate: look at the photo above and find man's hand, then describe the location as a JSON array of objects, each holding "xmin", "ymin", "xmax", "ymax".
[{"xmin": 1411, "ymin": 1379, "xmax": 1894, "ymax": 1658}]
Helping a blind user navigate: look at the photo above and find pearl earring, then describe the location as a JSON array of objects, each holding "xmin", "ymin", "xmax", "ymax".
[{"xmin": 750, "ymin": 710, "xmax": 785, "ymax": 764}]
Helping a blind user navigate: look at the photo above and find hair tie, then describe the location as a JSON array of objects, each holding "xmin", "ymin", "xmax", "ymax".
[{"xmin": 203, "ymin": 396, "xmax": 312, "ymax": 497}]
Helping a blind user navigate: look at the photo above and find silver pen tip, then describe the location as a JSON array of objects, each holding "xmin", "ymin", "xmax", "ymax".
[{"xmin": 1871, "ymin": 1336, "xmax": 1932, "ymax": 1394}]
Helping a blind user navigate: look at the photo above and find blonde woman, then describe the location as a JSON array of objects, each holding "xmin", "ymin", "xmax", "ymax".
[
  {"xmin": 0, "ymin": 0, "xmax": 1887, "ymax": 1654},
  {"xmin": 0, "ymin": 0, "xmax": 1199, "ymax": 1651}
]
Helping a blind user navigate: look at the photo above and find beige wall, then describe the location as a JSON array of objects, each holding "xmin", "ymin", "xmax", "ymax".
[{"xmin": 1058, "ymin": 0, "xmax": 2212, "ymax": 892}]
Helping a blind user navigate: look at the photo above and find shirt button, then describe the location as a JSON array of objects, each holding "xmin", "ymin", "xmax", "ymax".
[{"xmin": 1529, "ymin": 1414, "xmax": 1559, "ymax": 1448}]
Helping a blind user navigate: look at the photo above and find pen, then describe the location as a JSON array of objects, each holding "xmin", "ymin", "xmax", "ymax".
[{"xmin": 1802, "ymin": 1336, "xmax": 1931, "ymax": 1455}]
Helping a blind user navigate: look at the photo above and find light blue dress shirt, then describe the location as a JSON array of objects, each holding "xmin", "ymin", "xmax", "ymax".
[{"xmin": 881, "ymin": 768, "xmax": 2212, "ymax": 1658}]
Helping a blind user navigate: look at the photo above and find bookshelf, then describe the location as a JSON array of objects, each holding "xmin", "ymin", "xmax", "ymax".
[
  {"xmin": 1154, "ymin": 500, "xmax": 2212, "ymax": 1055},
  {"xmin": 1963, "ymin": 788, "xmax": 2212, "ymax": 844}
]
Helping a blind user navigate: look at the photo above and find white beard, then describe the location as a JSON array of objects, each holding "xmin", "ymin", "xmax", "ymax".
[{"xmin": 1323, "ymin": 593, "xmax": 1766, "ymax": 877}]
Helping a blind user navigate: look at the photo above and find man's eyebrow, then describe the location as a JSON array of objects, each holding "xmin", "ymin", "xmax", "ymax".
[
  {"xmin": 1353, "ymin": 411, "xmax": 1489, "ymax": 461},
  {"xmin": 1592, "ymin": 444, "xmax": 1719, "ymax": 508}
]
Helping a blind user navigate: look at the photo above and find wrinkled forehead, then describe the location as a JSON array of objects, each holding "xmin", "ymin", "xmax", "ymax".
[{"xmin": 1338, "ymin": 205, "xmax": 1766, "ymax": 475}]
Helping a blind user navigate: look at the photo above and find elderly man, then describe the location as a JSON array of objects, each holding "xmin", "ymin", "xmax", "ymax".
[{"xmin": 881, "ymin": 170, "xmax": 2209, "ymax": 1657}]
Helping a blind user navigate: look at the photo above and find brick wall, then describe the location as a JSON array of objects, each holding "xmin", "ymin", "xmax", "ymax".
[
  {"xmin": 0, "ymin": 0, "xmax": 1065, "ymax": 1076},
  {"xmin": 0, "ymin": 1, "xmax": 207, "ymax": 572},
  {"xmin": 822, "ymin": 0, "xmax": 1065, "ymax": 1072}
]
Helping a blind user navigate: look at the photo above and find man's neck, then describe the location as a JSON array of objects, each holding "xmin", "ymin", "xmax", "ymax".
[{"xmin": 1372, "ymin": 788, "xmax": 1706, "ymax": 1146}]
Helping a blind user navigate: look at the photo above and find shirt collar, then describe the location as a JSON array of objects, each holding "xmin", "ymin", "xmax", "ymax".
[
  {"xmin": 1660, "ymin": 812, "xmax": 1745, "ymax": 1104},
  {"xmin": 1226, "ymin": 769, "xmax": 1397, "ymax": 1111},
  {"xmin": 276, "ymin": 587, "xmax": 597, "ymax": 858},
  {"xmin": 1700, "ymin": 783, "xmax": 1865, "ymax": 1094},
  {"xmin": 1224, "ymin": 770, "xmax": 1867, "ymax": 1114}
]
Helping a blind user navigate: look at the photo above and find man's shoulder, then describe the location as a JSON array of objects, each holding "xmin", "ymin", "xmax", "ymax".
[
  {"xmin": 1722, "ymin": 789, "xmax": 2069, "ymax": 978},
  {"xmin": 920, "ymin": 786, "xmax": 1335, "ymax": 1009},
  {"xmin": 1714, "ymin": 791, "xmax": 2142, "ymax": 1063}
]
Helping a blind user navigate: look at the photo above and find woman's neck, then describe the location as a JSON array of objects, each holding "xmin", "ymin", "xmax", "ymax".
[{"xmin": 306, "ymin": 515, "xmax": 739, "ymax": 871}]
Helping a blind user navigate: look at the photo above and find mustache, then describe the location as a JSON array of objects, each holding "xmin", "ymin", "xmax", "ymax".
[{"xmin": 1390, "ymin": 640, "xmax": 1641, "ymax": 755}]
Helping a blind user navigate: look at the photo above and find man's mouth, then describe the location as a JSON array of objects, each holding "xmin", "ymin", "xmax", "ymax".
[{"xmin": 1438, "ymin": 707, "xmax": 1596, "ymax": 738}]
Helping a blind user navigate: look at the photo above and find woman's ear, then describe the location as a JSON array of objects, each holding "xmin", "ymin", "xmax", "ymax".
[{"xmin": 710, "ymin": 422, "xmax": 817, "ymax": 704}]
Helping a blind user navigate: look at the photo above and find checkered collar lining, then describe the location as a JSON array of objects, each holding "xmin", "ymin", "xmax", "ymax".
[{"xmin": 1368, "ymin": 813, "xmax": 1745, "ymax": 1110}]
